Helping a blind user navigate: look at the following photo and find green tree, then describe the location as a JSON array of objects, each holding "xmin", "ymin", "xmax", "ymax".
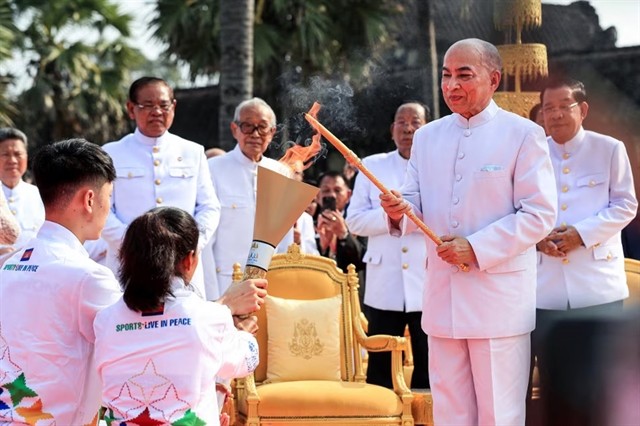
[
  {"xmin": 11, "ymin": 0, "xmax": 144, "ymax": 149},
  {"xmin": 151, "ymin": 0, "xmax": 397, "ymax": 94}
]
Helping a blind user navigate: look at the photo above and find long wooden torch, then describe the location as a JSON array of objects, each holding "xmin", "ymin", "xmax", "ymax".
[{"xmin": 304, "ymin": 103, "xmax": 469, "ymax": 272}]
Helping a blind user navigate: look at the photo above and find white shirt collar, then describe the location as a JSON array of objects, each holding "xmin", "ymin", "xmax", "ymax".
[
  {"xmin": 231, "ymin": 143, "xmax": 268, "ymax": 166},
  {"xmin": 549, "ymin": 126, "xmax": 585, "ymax": 157},
  {"xmin": 2, "ymin": 179, "xmax": 24, "ymax": 197},
  {"xmin": 454, "ymin": 100, "xmax": 499, "ymax": 129},
  {"xmin": 134, "ymin": 127, "xmax": 170, "ymax": 147}
]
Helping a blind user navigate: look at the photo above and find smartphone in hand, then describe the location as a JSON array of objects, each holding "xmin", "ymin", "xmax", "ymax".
[{"xmin": 321, "ymin": 196, "xmax": 337, "ymax": 212}]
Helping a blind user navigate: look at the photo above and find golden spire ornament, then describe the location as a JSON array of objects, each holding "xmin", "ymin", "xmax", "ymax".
[{"xmin": 493, "ymin": 0, "xmax": 548, "ymax": 117}]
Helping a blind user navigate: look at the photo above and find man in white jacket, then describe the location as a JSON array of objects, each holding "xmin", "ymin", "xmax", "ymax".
[
  {"xmin": 346, "ymin": 101, "xmax": 430, "ymax": 389},
  {"xmin": 102, "ymin": 77, "xmax": 220, "ymax": 298},
  {"xmin": 534, "ymin": 77, "xmax": 637, "ymax": 419},
  {"xmin": 380, "ymin": 39, "xmax": 557, "ymax": 425},
  {"xmin": 0, "ymin": 128, "xmax": 44, "ymax": 254},
  {"xmin": 207, "ymin": 98, "xmax": 316, "ymax": 299}
]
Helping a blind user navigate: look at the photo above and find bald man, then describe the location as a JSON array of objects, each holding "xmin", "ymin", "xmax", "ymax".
[{"xmin": 381, "ymin": 38, "xmax": 557, "ymax": 425}]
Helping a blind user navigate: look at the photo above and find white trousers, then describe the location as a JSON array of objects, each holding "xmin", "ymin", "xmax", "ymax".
[{"xmin": 428, "ymin": 334, "xmax": 530, "ymax": 426}]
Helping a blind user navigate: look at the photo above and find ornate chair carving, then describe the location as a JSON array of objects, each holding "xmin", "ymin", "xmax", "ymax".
[
  {"xmin": 624, "ymin": 258, "xmax": 640, "ymax": 308},
  {"xmin": 235, "ymin": 244, "xmax": 414, "ymax": 425}
]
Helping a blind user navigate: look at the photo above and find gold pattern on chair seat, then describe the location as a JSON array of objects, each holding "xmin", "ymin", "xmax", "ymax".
[{"xmin": 255, "ymin": 381, "xmax": 403, "ymax": 418}]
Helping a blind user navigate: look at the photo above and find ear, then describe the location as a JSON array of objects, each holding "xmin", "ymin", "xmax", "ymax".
[
  {"xmin": 389, "ymin": 122, "xmax": 395, "ymax": 135},
  {"xmin": 230, "ymin": 121, "xmax": 239, "ymax": 136},
  {"xmin": 579, "ymin": 102, "xmax": 589, "ymax": 120},
  {"xmin": 83, "ymin": 187, "xmax": 96, "ymax": 214},
  {"xmin": 490, "ymin": 70, "xmax": 502, "ymax": 90},
  {"xmin": 126, "ymin": 100, "xmax": 136, "ymax": 120}
]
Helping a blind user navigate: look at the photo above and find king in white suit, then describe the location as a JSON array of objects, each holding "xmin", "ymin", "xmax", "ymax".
[{"xmin": 381, "ymin": 39, "xmax": 557, "ymax": 426}]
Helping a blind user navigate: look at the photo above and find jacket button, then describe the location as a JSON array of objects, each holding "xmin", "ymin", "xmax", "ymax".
[
  {"xmin": 402, "ymin": 263, "xmax": 409, "ymax": 270},
  {"xmin": 562, "ymin": 167, "xmax": 570, "ymax": 174},
  {"xmin": 562, "ymin": 258, "xmax": 570, "ymax": 264},
  {"xmin": 402, "ymin": 247, "xmax": 408, "ymax": 253},
  {"xmin": 154, "ymin": 160, "xmax": 160, "ymax": 166},
  {"xmin": 155, "ymin": 179, "xmax": 161, "ymax": 185},
  {"xmin": 156, "ymin": 197, "xmax": 163, "ymax": 204}
]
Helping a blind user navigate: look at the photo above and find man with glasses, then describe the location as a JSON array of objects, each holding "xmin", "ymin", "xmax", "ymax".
[
  {"xmin": 207, "ymin": 98, "xmax": 315, "ymax": 299},
  {"xmin": 533, "ymin": 77, "xmax": 637, "ymax": 420},
  {"xmin": 102, "ymin": 76, "xmax": 220, "ymax": 298}
]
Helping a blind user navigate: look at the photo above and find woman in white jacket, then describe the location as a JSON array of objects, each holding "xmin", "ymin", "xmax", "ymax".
[{"xmin": 94, "ymin": 207, "xmax": 259, "ymax": 426}]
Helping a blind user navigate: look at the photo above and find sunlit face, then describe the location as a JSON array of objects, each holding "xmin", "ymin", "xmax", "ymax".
[
  {"xmin": 231, "ymin": 104, "xmax": 276, "ymax": 162},
  {"xmin": 0, "ymin": 138, "xmax": 28, "ymax": 188},
  {"xmin": 390, "ymin": 104, "xmax": 427, "ymax": 159},
  {"xmin": 126, "ymin": 82, "xmax": 176, "ymax": 138},
  {"xmin": 317, "ymin": 175, "xmax": 351, "ymax": 212},
  {"xmin": 542, "ymin": 86, "xmax": 588, "ymax": 144},
  {"xmin": 441, "ymin": 44, "xmax": 501, "ymax": 119}
]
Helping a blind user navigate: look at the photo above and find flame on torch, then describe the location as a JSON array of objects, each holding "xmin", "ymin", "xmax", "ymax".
[{"xmin": 278, "ymin": 102, "xmax": 323, "ymax": 176}]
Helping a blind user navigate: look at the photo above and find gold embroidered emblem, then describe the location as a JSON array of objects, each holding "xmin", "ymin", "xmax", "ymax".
[{"xmin": 289, "ymin": 319, "xmax": 323, "ymax": 359}]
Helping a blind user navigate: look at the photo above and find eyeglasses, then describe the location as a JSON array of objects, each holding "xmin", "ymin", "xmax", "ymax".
[
  {"xmin": 235, "ymin": 122, "xmax": 274, "ymax": 136},
  {"xmin": 135, "ymin": 102, "xmax": 175, "ymax": 112},
  {"xmin": 542, "ymin": 102, "xmax": 579, "ymax": 115}
]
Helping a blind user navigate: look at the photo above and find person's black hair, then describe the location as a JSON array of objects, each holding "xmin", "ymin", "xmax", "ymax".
[
  {"xmin": 317, "ymin": 170, "xmax": 348, "ymax": 187},
  {"xmin": 128, "ymin": 76, "xmax": 173, "ymax": 103},
  {"xmin": 32, "ymin": 138, "xmax": 116, "ymax": 207},
  {"xmin": 0, "ymin": 127, "xmax": 28, "ymax": 148},
  {"xmin": 540, "ymin": 77, "xmax": 587, "ymax": 104},
  {"xmin": 119, "ymin": 207, "xmax": 199, "ymax": 312}
]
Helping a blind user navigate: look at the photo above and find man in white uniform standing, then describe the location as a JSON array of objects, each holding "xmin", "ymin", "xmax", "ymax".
[
  {"xmin": 0, "ymin": 139, "xmax": 122, "ymax": 425},
  {"xmin": 208, "ymin": 98, "xmax": 316, "ymax": 299},
  {"xmin": 380, "ymin": 38, "xmax": 557, "ymax": 425},
  {"xmin": 0, "ymin": 128, "xmax": 44, "ymax": 254},
  {"xmin": 102, "ymin": 77, "xmax": 220, "ymax": 298},
  {"xmin": 346, "ymin": 101, "xmax": 430, "ymax": 389},
  {"xmin": 534, "ymin": 78, "xmax": 637, "ymax": 419}
]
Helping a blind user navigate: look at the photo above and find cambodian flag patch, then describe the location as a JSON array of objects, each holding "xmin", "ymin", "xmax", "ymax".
[{"xmin": 20, "ymin": 248, "xmax": 34, "ymax": 262}]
